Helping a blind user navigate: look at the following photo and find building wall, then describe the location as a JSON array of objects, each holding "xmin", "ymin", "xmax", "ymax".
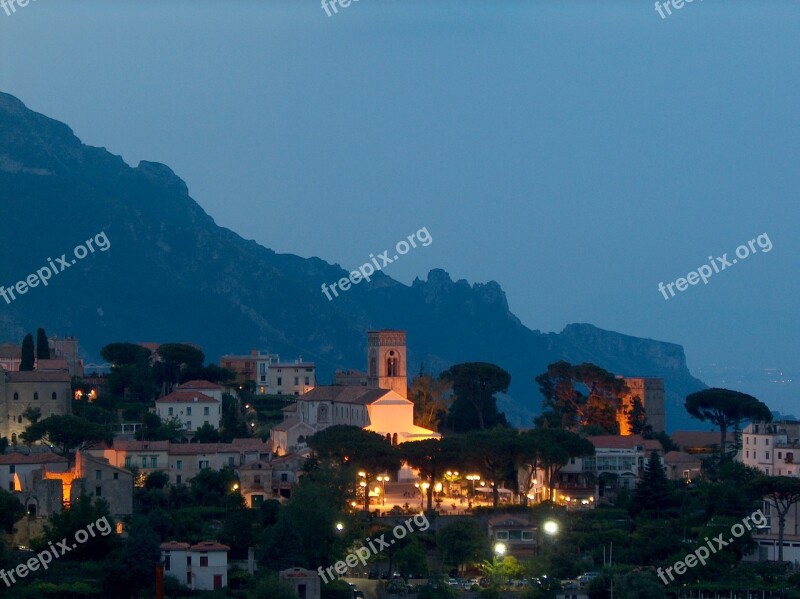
[
  {"xmin": 155, "ymin": 399, "xmax": 221, "ymax": 432},
  {"xmin": 267, "ymin": 363, "xmax": 315, "ymax": 396},
  {"xmin": 618, "ymin": 377, "xmax": 665, "ymax": 435},
  {"xmin": 1, "ymin": 374, "xmax": 72, "ymax": 441}
]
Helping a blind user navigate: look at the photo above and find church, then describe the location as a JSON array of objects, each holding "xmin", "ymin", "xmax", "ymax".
[{"xmin": 276, "ymin": 330, "xmax": 439, "ymax": 452}]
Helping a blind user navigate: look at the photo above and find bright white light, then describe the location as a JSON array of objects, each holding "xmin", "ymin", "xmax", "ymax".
[
  {"xmin": 543, "ymin": 520, "xmax": 559, "ymax": 536},
  {"xmin": 494, "ymin": 542, "xmax": 506, "ymax": 556}
]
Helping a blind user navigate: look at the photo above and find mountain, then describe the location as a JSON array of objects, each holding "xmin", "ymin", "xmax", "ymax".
[{"xmin": 0, "ymin": 92, "xmax": 707, "ymax": 430}]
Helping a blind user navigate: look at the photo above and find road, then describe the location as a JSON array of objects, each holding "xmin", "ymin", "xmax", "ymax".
[{"xmin": 345, "ymin": 578, "xmax": 381, "ymax": 599}]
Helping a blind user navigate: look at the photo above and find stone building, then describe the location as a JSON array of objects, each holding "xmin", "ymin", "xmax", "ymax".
[{"xmin": 0, "ymin": 368, "xmax": 72, "ymax": 443}]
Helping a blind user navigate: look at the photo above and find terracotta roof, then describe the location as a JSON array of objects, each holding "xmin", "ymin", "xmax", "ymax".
[
  {"xmin": 190, "ymin": 541, "xmax": 230, "ymax": 552},
  {"xmin": 6, "ymin": 371, "xmax": 71, "ymax": 383},
  {"xmin": 282, "ymin": 404, "xmax": 297, "ymax": 412},
  {"xmin": 112, "ymin": 440, "xmax": 171, "ymax": 452},
  {"xmin": 644, "ymin": 439, "xmax": 664, "ymax": 452},
  {"xmin": 230, "ymin": 438, "xmax": 271, "ymax": 450},
  {"xmin": 169, "ymin": 443, "xmax": 238, "ymax": 456},
  {"xmin": 177, "ymin": 380, "xmax": 223, "ymax": 391},
  {"xmin": 588, "ymin": 435, "xmax": 646, "ymax": 449},
  {"xmin": 664, "ymin": 451, "xmax": 701, "ymax": 464},
  {"xmin": 271, "ymin": 419, "xmax": 313, "ymax": 433},
  {"xmin": 269, "ymin": 363, "xmax": 315, "ymax": 369},
  {"xmin": 160, "ymin": 541, "xmax": 191, "ymax": 551},
  {"xmin": 155, "ymin": 391, "xmax": 219, "ymax": 404},
  {"xmin": 672, "ymin": 431, "xmax": 725, "ymax": 449},
  {"xmin": 0, "ymin": 452, "xmax": 67, "ymax": 465},
  {"xmin": 297, "ymin": 386, "xmax": 391, "ymax": 405}
]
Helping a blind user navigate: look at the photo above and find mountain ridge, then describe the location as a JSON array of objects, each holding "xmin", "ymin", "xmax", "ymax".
[{"xmin": 0, "ymin": 92, "xmax": 707, "ymax": 429}]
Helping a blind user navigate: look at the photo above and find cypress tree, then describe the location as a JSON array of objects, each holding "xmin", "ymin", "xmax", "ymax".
[
  {"xmin": 36, "ymin": 328, "xmax": 50, "ymax": 360},
  {"xmin": 20, "ymin": 334, "xmax": 35, "ymax": 371}
]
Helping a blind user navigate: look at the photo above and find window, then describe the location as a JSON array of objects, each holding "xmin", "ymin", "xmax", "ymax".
[
  {"xmin": 168, "ymin": 407, "xmax": 174, "ymax": 416},
  {"xmin": 204, "ymin": 420, "xmax": 209, "ymax": 426},
  {"xmin": 495, "ymin": 531, "xmax": 509, "ymax": 540},
  {"xmin": 176, "ymin": 475, "xmax": 182, "ymax": 485},
  {"xmin": 204, "ymin": 407, "xmax": 209, "ymax": 416},
  {"xmin": 277, "ymin": 377, "xmax": 282, "ymax": 386},
  {"xmin": 150, "ymin": 457, "xmax": 157, "ymax": 468},
  {"xmin": 177, "ymin": 460, "xmax": 183, "ymax": 471},
  {"xmin": 298, "ymin": 583, "xmax": 307, "ymax": 599},
  {"xmin": 125, "ymin": 456, "xmax": 132, "ymax": 468},
  {"xmin": 187, "ymin": 556, "xmax": 192, "ymax": 566},
  {"xmin": 779, "ymin": 452, "xmax": 782, "ymax": 459},
  {"xmin": 142, "ymin": 457, "xmax": 148, "ymax": 468},
  {"xmin": 521, "ymin": 531, "xmax": 534, "ymax": 540},
  {"xmin": 33, "ymin": 392, "xmax": 39, "ymax": 400},
  {"xmin": 766, "ymin": 439, "xmax": 770, "ymax": 446},
  {"xmin": 306, "ymin": 368, "xmax": 312, "ymax": 373},
  {"xmin": 228, "ymin": 457, "xmax": 235, "ymax": 466},
  {"xmin": 95, "ymin": 486, "xmax": 102, "ymax": 497},
  {"xmin": 766, "ymin": 452, "xmax": 770, "ymax": 460},
  {"xmin": 186, "ymin": 407, "xmax": 192, "ymax": 416},
  {"xmin": 13, "ymin": 392, "xmax": 18, "ymax": 400},
  {"xmin": 200, "ymin": 556, "xmax": 209, "ymax": 567},
  {"xmin": 305, "ymin": 377, "xmax": 310, "ymax": 385},
  {"xmin": 17, "ymin": 416, "xmax": 22, "ymax": 423},
  {"xmin": 746, "ymin": 437, "xmax": 749, "ymax": 445},
  {"xmin": 199, "ymin": 460, "xmax": 209, "ymax": 469},
  {"xmin": 281, "ymin": 473, "xmax": 288, "ymax": 482},
  {"xmin": 9, "ymin": 465, "xmax": 15, "ymax": 474},
  {"xmin": 51, "ymin": 392, "xmax": 57, "ymax": 400},
  {"xmin": 164, "ymin": 555, "xmax": 171, "ymax": 571},
  {"xmin": 254, "ymin": 475, "xmax": 261, "ymax": 484},
  {"xmin": 746, "ymin": 451, "xmax": 750, "ymax": 458},
  {"xmin": 95, "ymin": 470, "xmax": 102, "ymax": 480},
  {"xmin": 186, "ymin": 421, "xmax": 191, "ymax": 429},
  {"xmin": 294, "ymin": 377, "xmax": 299, "ymax": 386},
  {"xmin": 113, "ymin": 473, "xmax": 119, "ymax": 480}
]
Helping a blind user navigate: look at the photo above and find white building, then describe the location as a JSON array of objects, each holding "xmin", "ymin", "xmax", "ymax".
[
  {"xmin": 267, "ymin": 360, "xmax": 316, "ymax": 396},
  {"xmin": 740, "ymin": 420, "xmax": 800, "ymax": 477},
  {"xmin": 154, "ymin": 391, "xmax": 221, "ymax": 433},
  {"xmin": 161, "ymin": 541, "xmax": 230, "ymax": 591},
  {"xmin": 175, "ymin": 380, "xmax": 224, "ymax": 402}
]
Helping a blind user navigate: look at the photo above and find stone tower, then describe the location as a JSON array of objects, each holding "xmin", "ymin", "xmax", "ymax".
[{"xmin": 366, "ymin": 330, "xmax": 408, "ymax": 399}]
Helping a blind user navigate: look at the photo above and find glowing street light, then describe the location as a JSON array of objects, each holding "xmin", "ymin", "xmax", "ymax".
[
  {"xmin": 377, "ymin": 475, "xmax": 389, "ymax": 505},
  {"xmin": 335, "ymin": 522, "xmax": 344, "ymax": 532},
  {"xmin": 494, "ymin": 542, "xmax": 507, "ymax": 556},
  {"xmin": 543, "ymin": 520, "xmax": 559, "ymax": 536}
]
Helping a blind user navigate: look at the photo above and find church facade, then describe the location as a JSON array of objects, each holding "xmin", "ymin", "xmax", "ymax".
[{"xmin": 289, "ymin": 330, "xmax": 439, "ymax": 445}]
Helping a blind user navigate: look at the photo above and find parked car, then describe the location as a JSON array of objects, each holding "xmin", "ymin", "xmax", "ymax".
[
  {"xmin": 353, "ymin": 592, "xmax": 365, "ymax": 599},
  {"xmin": 578, "ymin": 572, "xmax": 600, "ymax": 586}
]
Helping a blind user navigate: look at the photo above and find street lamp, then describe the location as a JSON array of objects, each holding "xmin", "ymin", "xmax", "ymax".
[
  {"xmin": 466, "ymin": 474, "xmax": 480, "ymax": 498},
  {"xmin": 494, "ymin": 542, "xmax": 506, "ymax": 556},
  {"xmin": 232, "ymin": 483, "xmax": 239, "ymax": 492},
  {"xmin": 543, "ymin": 520, "xmax": 559, "ymax": 536},
  {"xmin": 377, "ymin": 475, "xmax": 389, "ymax": 506},
  {"xmin": 335, "ymin": 522, "xmax": 344, "ymax": 532}
]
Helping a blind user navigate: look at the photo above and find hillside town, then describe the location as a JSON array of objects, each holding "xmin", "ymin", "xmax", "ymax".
[{"xmin": 0, "ymin": 328, "xmax": 798, "ymax": 599}]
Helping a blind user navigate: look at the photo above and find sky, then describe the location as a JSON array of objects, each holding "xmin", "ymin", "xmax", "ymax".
[{"xmin": 1, "ymin": 0, "xmax": 798, "ymax": 412}]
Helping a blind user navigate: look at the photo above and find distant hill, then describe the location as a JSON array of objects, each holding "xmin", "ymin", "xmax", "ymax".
[{"xmin": 0, "ymin": 92, "xmax": 706, "ymax": 430}]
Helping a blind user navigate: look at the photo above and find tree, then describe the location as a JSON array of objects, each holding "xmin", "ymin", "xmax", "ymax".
[
  {"xmin": 102, "ymin": 343, "xmax": 157, "ymax": 402},
  {"xmin": 437, "ymin": 519, "xmax": 489, "ymax": 572},
  {"xmin": 751, "ymin": 476, "xmax": 800, "ymax": 562},
  {"xmin": 536, "ymin": 361, "xmax": 626, "ymax": 433},
  {"xmin": 0, "ymin": 488, "xmax": 25, "ymax": 533},
  {"xmin": 685, "ymin": 388, "xmax": 772, "ymax": 463},
  {"xmin": 409, "ymin": 365, "xmax": 452, "ymax": 431},
  {"xmin": 136, "ymin": 413, "xmax": 185, "ymax": 442},
  {"xmin": 101, "ymin": 342, "xmax": 153, "ymax": 366},
  {"xmin": 462, "ymin": 428, "xmax": 519, "ymax": 507},
  {"xmin": 156, "ymin": 343, "xmax": 205, "ymax": 392},
  {"xmin": 20, "ymin": 333, "xmax": 34, "ymax": 371},
  {"xmin": 308, "ymin": 425, "xmax": 400, "ymax": 511},
  {"xmin": 630, "ymin": 451, "xmax": 675, "ymax": 519},
  {"xmin": 22, "ymin": 406, "xmax": 41, "ymax": 425},
  {"xmin": 34, "ymin": 493, "xmax": 120, "ymax": 561},
  {"xmin": 530, "ymin": 427, "xmax": 594, "ymax": 501},
  {"xmin": 35, "ymin": 328, "xmax": 50, "ymax": 360},
  {"xmin": 22, "ymin": 415, "xmax": 112, "ymax": 466},
  {"xmin": 400, "ymin": 437, "xmax": 461, "ymax": 512},
  {"xmin": 626, "ymin": 396, "xmax": 650, "ymax": 436},
  {"xmin": 515, "ymin": 430, "xmax": 543, "ymax": 506},
  {"xmin": 441, "ymin": 363, "xmax": 510, "ymax": 432},
  {"xmin": 220, "ymin": 393, "xmax": 250, "ymax": 441},
  {"xmin": 194, "ymin": 422, "xmax": 222, "ymax": 443}
]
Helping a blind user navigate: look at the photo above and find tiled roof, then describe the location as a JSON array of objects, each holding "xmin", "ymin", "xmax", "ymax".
[
  {"xmin": 169, "ymin": 443, "xmax": 238, "ymax": 456},
  {"xmin": 664, "ymin": 451, "xmax": 700, "ymax": 464},
  {"xmin": 177, "ymin": 380, "xmax": 223, "ymax": 391},
  {"xmin": 155, "ymin": 391, "xmax": 219, "ymax": 404},
  {"xmin": 588, "ymin": 435, "xmax": 646, "ymax": 449},
  {"xmin": 190, "ymin": 541, "xmax": 230, "ymax": 552},
  {"xmin": 0, "ymin": 452, "xmax": 67, "ymax": 465},
  {"xmin": 297, "ymin": 386, "xmax": 390, "ymax": 405},
  {"xmin": 112, "ymin": 441, "xmax": 171, "ymax": 452},
  {"xmin": 160, "ymin": 541, "xmax": 190, "ymax": 551},
  {"xmin": 672, "ymin": 431, "xmax": 724, "ymax": 449},
  {"xmin": 271, "ymin": 419, "xmax": 313, "ymax": 433},
  {"xmin": 230, "ymin": 438, "xmax": 271, "ymax": 450},
  {"xmin": 6, "ymin": 371, "xmax": 71, "ymax": 383},
  {"xmin": 281, "ymin": 404, "xmax": 297, "ymax": 412}
]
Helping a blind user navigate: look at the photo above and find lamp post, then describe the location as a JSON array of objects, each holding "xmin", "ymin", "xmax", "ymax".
[
  {"xmin": 466, "ymin": 474, "xmax": 480, "ymax": 499},
  {"xmin": 377, "ymin": 475, "xmax": 389, "ymax": 506}
]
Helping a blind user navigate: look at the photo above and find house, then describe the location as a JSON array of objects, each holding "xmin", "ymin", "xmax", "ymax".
[
  {"xmin": 270, "ymin": 419, "xmax": 315, "ymax": 455},
  {"xmin": 175, "ymin": 380, "xmax": 224, "ymax": 402},
  {"xmin": 154, "ymin": 391, "xmax": 222, "ymax": 434},
  {"xmin": 740, "ymin": 420, "xmax": 800, "ymax": 477},
  {"xmin": 268, "ymin": 360, "xmax": 316, "ymax": 396},
  {"xmin": 0, "ymin": 452, "xmax": 67, "ymax": 494},
  {"xmin": 487, "ymin": 515, "xmax": 536, "ymax": 558},
  {"xmin": 161, "ymin": 541, "xmax": 230, "ymax": 591},
  {"xmin": 280, "ymin": 567, "xmax": 321, "ymax": 599},
  {"xmin": 664, "ymin": 451, "xmax": 702, "ymax": 482}
]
